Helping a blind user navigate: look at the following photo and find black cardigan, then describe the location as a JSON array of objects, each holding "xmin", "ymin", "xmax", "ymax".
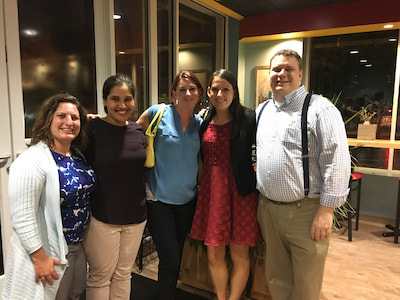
[{"xmin": 200, "ymin": 108, "xmax": 257, "ymax": 196}]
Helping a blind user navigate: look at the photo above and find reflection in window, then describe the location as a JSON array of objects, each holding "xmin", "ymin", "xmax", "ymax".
[
  {"xmin": 114, "ymin": 0, "xmax": 146, "ymax": 119},
  {"xmin": 179, "ymin": 2, "xmax": 218, "ymax": 110},
  {"xmin": 309, "ymin": 30, "xmax": 398, "ymax": 140},
  {"xmin": 351, "ymin": 147, "xmax": 389, "ymax": 170},
  {"xmin": 18, "ymin": 0, "xmax": 97, "ymax": 137}
]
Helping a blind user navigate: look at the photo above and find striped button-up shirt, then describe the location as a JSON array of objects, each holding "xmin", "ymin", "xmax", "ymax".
[{"xmin": 256, "ymin": 85, "xmax": 350, "ymax": 208}]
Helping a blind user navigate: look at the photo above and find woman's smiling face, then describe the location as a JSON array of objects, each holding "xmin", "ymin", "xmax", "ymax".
[
  {"xmin": 207, "ymin": 76, "xmax": 234, "ymax": 112},
  {"xmin": 103, "ymin": 83, "xmax": 134, "ymax": 126}
]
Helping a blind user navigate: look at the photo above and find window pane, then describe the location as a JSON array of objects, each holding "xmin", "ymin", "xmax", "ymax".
[
  {"xmin": 157, "ymin": 0, "xmax": 171, "ymax": 104},
  {"xmin": 18, "ymin": 0, "xmax": 97, "ymax": 137},
  {"xmin": 309, "ymin": 30, "xmax": 398, "ymax": 140},
  {"xmin": 114, "ymin": 0, "xmax": 146, "ymax": 119},
  {"xmin": 351, "ymin": 147, "xmax": 389, "ymax": 169},
  {"xmin": 179, "ymin": 2, "xmax": 220, "ymax": 110}
]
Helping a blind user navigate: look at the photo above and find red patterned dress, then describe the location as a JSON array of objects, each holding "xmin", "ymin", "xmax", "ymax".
[{"xmin": 190, "ymin": 121, "xmax": 262, "ymax": 246}]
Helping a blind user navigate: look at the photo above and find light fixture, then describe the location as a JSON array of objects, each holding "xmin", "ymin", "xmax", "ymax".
[
  {"xmin": 350, "ymin": 50, "xmax": 359, "ymax": 54},
  {"xmin": 360, "ymin": 59, "xmax": 367, "ymax": 63},
  {"xmin": 23, "ymin": 29, "xmax": 38, "ymax": 36},
  {"xmin": 389, "ymin": 38, "xmax": 397, "ymax": 42},
  {"xmin": 113, "ymin": 14, "xmax": 122, "ymax": 20},
  {"xmin": 384, "ymin": 24, "xmax": 394, "ymax": 29},
  {"xmin": 365, "ymin": 64, "xmax": 373, "ymax": 67},
  {"xmin": 118, "ymin": 51, "xmax": 126, "ymax": 55}
]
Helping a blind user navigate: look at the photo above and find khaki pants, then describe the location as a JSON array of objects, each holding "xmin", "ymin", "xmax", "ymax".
[
  {"xmin": 84, "ymin": 217, "xmax": 146, "ymax": 300},
  {"xmin": 257, "ymin": 195, "xmax": 330, "ymax": 300}
]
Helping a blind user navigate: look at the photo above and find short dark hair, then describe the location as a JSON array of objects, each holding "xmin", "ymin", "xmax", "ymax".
[
  {"xmin": 170, "ymin": 70, "xmax": 204, "ymax": 99},
  {"xmin": 270, "ymin": 49, "xmax": 303, "ymax": 70},
  {"xmin": 30, "ymin": 93, "xmax": 88, "ymax": 151}
]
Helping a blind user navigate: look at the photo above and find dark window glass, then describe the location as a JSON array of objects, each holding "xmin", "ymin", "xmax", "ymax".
[
  {"xmin": 309, "ymin": 30, "xmax": 398, "ymax": 140},
  {"xmin": 114, "ymin": 0, "xmax": 146, "ymax": 120},
  {"xmin": 157, "ymin": 0, "xmax": 171, "ymax": 104},
  {"xmin": 350, "ymin": 147, "xmax": 389, "ymax": 169},
  {"xmin": 310, "ymin": 30, "xmax": 398, "ymax": 171},
  {"xmin": 18, "ymin": 0, "xmax": 97, "ymax": 137}
]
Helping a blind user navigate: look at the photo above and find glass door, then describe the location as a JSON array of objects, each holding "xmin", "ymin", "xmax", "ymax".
[{"xmin": 0, "ymin": 0, "xmax": 26, "ymax": 289}]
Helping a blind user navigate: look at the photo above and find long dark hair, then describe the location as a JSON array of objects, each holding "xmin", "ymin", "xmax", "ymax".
[
  {"xmin": 201, "ymin": 69, "xmax": 247, "ymax": 141},
  {"xmin": 30, "ymin": 93, "xmax": 88, "ymax": 151}
]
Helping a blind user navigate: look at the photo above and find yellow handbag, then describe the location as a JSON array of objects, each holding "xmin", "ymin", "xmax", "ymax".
[{"xmin": 144, "ymin": 104, "xmax": 165, "ymax": 168}]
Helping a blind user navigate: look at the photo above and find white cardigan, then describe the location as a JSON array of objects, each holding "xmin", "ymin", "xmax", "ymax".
[{"xmin": 2, "ymin": 141, "xmax": 68, "ymax": 300}]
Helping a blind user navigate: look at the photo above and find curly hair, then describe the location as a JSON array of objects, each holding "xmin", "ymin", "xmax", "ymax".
[{"xmin": 30, "ymin": 93, "xmax": 88, "ymax": 151}]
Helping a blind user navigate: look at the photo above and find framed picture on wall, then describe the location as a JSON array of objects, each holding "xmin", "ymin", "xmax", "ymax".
[{"xmin": 255, "ymin": 65, "xmax": 271, "ymax": 109}]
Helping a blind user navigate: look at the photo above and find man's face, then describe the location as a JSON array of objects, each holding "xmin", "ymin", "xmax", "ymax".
[{"xmin": 269, "ymin": 55, "xmax": 303, "ymax": 101}]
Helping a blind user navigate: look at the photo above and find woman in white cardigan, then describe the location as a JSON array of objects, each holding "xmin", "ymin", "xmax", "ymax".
[{"xmin": 2, "ymin": 94, "xmax": 96, "ymax": 300}]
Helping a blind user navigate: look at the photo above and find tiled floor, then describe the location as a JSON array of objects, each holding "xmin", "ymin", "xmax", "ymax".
[{"xmin": 134, "ymin": 215, "xmax": 400, "ymax": 300}]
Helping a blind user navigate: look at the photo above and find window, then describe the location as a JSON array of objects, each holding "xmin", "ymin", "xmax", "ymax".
[
  {"xmin": 18, "ymin": 0, "xmax": 97, "ymax": 137},
  {"xmin": 309, "ymin": 30, "xmax": 399, "ymax": 171},
  {"xmin": 114, "ymin": 0, "xmax": 147, "ymax": 120}
]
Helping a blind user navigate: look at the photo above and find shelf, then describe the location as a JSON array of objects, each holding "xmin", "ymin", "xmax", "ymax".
[{"xmin": 347, "ymin": 138, "xmax": 400, "ymax": 149}]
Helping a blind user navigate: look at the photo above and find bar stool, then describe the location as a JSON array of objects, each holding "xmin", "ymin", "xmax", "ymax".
[
  {"xmin": 382, "ymin": 178, "xmax": 400, "ymax": 243},
  {"xmin": 347, "ymin": 172, "xmax": 363, "ymax": 241}
]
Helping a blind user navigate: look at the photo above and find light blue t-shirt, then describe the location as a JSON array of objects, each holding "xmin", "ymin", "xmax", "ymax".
[{"xmin": 146, "ymin": 104, "xmax": 202, "ymax": 205}]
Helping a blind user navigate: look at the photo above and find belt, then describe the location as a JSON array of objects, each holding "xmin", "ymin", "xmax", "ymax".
[{"xmin": 267, "ymin": 198, "xmax": 303, "ymax": 206}]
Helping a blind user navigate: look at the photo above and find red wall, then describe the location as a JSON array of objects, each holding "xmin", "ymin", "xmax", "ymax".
[{"xmin": 240, "ymin": 0, "xmax": 400, "ymax": 39}]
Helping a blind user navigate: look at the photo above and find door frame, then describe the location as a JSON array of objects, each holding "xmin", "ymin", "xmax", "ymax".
[{"xmin": 0, "ymin": 0, "xmax": 28, "ymax": 289}]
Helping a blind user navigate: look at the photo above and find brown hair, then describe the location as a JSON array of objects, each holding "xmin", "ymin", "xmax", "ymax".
[
  {"xmin": 270, "ymin": 49, "xmax": 303, "ymax": 70},
  {"xmin": 170, "ymin": 70, "xmax": 204, "ymax": 99},
  {"xmin": 30, "ymin": 93, "xmax": 88, "ymax": 151}
]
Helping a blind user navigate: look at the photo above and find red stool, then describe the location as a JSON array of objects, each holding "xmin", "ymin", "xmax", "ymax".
[
  {"xmin": 382, "ymin": 178, "xmax": 400, "ymax": 243},
  {"xmin": 347, "ymin": 172, "xmax": 363, "ymax": 241}
]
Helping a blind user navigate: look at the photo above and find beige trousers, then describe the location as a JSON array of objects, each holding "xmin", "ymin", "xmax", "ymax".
[
  {"xmin": 84, "ymin": 216, "xmax": 146, "ymax": 300},
  {"xmin": 257, "ymin": 195, "xmax": 330, "ymax": 300}
]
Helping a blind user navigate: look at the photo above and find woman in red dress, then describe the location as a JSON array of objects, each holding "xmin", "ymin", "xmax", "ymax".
[{"xmin": 190, "ymin": 69, "xmax": 262, "ymax": 300}]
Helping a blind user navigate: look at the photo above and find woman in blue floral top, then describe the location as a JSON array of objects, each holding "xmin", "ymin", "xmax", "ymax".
[{"xmin": 2, "ymin": 93, "xmax": 96, "ymax": 300}]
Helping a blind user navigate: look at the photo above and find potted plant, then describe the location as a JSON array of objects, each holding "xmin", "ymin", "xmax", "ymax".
[{"xmin": 356, "ymin": 107, "xmax": 377, "ymax": 140}]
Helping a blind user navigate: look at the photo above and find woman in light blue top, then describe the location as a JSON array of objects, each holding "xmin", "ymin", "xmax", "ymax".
[{"xmin": 137, "ymin": 70, "xmax": 203, "ymax": 300}]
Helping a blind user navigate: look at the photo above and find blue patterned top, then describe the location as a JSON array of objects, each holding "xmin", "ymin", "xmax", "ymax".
[{"xmin": 51, "ymin": 150, "xmax": 96, "ymax": 244}]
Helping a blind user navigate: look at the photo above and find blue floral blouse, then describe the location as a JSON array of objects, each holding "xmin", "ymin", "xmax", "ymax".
[{"xmin": 51, "ymin": 150, "xmax": 96, "ymax": 244}]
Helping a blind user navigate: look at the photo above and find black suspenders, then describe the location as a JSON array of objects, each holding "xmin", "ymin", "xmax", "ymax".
[
  {"xmin": 257, "ymin": 93, "xmax": 312, "ymax": 197},
  {"xmin": 301, "ymin": 93, "xmax": 312, "ymax": 196}
]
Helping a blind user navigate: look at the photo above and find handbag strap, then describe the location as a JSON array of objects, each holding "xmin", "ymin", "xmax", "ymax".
[{"xmin": 146, "ymin": 104, "xmax": 166, "ymax": 137}]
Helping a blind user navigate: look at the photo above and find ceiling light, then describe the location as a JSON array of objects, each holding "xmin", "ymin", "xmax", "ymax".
[
  {"xmin": 118, "ymin": 51, "xmax": 126, "ymax": 55},
  {"xmin": 365, "ymin": 64, "xmax": 372, "ymax": 67},
  {"xmin": 384, "ymin": 24, "xmax": 394, "ymax": 29},
  {"xmin": 23, "ymin": 29, "xmax": 38, "ymax": 36},
  {"xmin": 389, "ymin": 38, "xmax": 397, "ymax": 42},
  {"xmin": 360, "ymin": 59, "xmax": 367, "ymax": 63},
  {"xmin": 113, "ymin": 14, "xmax": 122, "ymax": 20},
  {"xmin": 350, "ymin": 50, "xmax": 359, "ymax": 54}
]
